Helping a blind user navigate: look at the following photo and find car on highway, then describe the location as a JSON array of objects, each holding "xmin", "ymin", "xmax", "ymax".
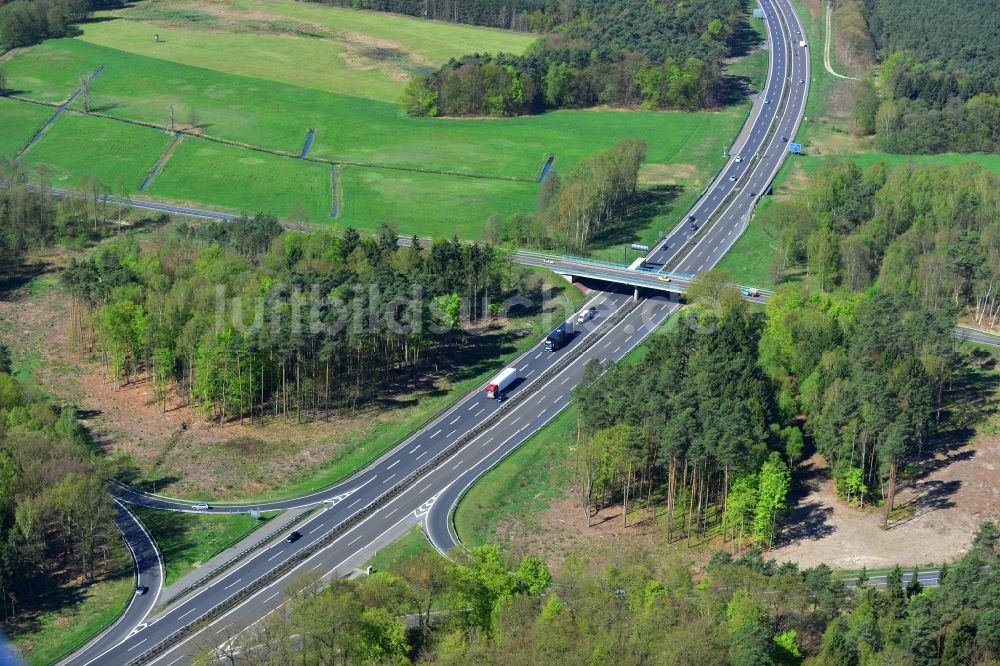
[
  {"xmin": 687, "ymin": 214, "xmax": 696, "ymax": 223},
  {"xmin": 688, "ymin": 222, "xmax": 698, "ymax": 231},
  {"xmin": 799, "ymin": 79, "xmax": 804, "ymax": 84},
  {"xmin": 576, "ymin": 307, "xmax": 597, "ymax": 323},
  {"xmin": 748, "ymin": 191, "xmax": 757, "ymax": 198},
  {"xmin": 734, "ymin": 155, "xmax": 743, "ymax": 163},
  {"xmin": 657, "ymin": 275, "xmax": 672, "ymax": 283},
  {"xmin": 764, "ymin": 98, "xmax": 771, "ymax": 104},
  {"xmin": 743, "ymin": 288, "xmax": 760, "ymax": 298},
  {"xmin": 285, "ymin": 531, "xmax": 302, "ymax": 543},
  {"xmin": 192, "ymin": 503, "xmax": 210, "ymax": 511},
  {"xmin": 781, "ymin": 136, "xmax": 789, "ymax": 143},
  {"xmin": 135, "ymin": 585, "xmax": 148, "ymax": 596},
  {"xmin": 544, "ymin": 259, "xmax": 555, "ymax": 264},
  {"xmin": 729, "ymin": 174, "xmax": 737, "ymax": 182}
]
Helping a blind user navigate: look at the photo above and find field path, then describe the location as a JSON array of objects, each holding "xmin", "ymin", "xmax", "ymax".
[{"xmin": 823, "ymin": 2, "xmax": 859, "ymax": 80}]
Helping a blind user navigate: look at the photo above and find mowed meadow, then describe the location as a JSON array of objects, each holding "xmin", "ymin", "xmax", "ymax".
[{"xmin": 1, "ymin": 0, "xmax": 748, "ymax": 239}]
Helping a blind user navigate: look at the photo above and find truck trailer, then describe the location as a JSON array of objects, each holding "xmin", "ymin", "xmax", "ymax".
[
  {"xmin": 545, "ymin": 321, "xmax": 573, "ymax": 352},
  {"xmin": 486, "ymin": 367, "xmax": 518, "ymax": 400}
]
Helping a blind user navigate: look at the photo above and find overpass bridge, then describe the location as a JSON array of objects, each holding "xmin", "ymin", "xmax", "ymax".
[{"xmin": 511, "ymin": 250, "xmax": 772, "ymax": 302}]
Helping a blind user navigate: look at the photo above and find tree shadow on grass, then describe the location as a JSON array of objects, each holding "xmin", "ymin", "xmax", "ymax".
[
  {"xmin": 588, "ymin": 185, "xmax": 683, "ymax": 251},
  {"xmin": 0, "ymin": 263, "xmax": 50, "ymax": 300}
]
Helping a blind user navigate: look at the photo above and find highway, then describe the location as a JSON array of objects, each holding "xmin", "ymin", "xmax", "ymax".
[{"xmin": 64, "ymin": 1, "xmax": 814, "ymax": 663}]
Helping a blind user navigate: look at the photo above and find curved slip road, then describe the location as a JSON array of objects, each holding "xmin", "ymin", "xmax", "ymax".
[{"xmin": 67, "ymin": 0, "xmax": 809, "ymax": 662}]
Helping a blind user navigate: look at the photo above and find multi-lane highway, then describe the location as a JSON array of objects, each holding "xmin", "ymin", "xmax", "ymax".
[{"xmin": 64, "ymin": 1, "xmax": 812, "ymax": 663}]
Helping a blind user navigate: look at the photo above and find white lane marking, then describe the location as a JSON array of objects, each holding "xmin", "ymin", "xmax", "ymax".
[
  {"xmin": 416, "ymin": 450, "xmax": 428, "ymax": 460},
  {"xmin": 408, "ymin": 444, "xmax": 420, "ymax": 454},
  {"xmin": 534, "ymin": 352, "xmax": 542, "ymax": 360},
  {"xmin": 447, "ymin": 429, "xmax": 456, "ymax": 438},
  {"xmin": 430, "ymin": 429, "xmax": 441, "ymax": 438},
  {"xmin": 223, "ymin": 578, "xmax": 242, "ymax": 590},
  {"xmin": 177, "ymin": 607, "xmax": 198, "ymax": 621},
  {"xmin": 382, "ymin": 474, "xmax": 396, "ymax": 484},
  {"xmin": 560, "ymin": 376, "xmax": 570, "ymax": 385},
  {"xmin": 452, "ymin": 460, "xmax": 463, "ymax": 470},
  {"xmin": 268, "ymin": 551, "xmax": 282, "ymax": 562},
  {"xmin": 163, "ymin": 656, "xmax": 185, "ymax": 666},
  {"xmin": 306, "ymin": 523, "xmax": 324, "ymax": 534},
  {"xmin": 386, "ymin": 459, "xmax": 399, "ymax": 470},
  {"xmin": 347, "ymin": 497, "xmax": 363, "ymax": 509},
  {"xmin": 467, "ymin": 403, "xmax": 475, "ymax": 411},
  {"xmin": 614, "ymin": 347, "xmax": 621, "ymax": 354},
  {"xmin": 420, "ymin": 483, "xmax": 432, "ymax": 493},
  {"xmin": 384, "ymin": 507, "xmax": 398, "ymax": 517},
  {"xmin": 348, "ymin": 533, "xmax": 364, "ymax": 546},
  {"xmin": 474, "ymin": 408, "xmax": 485, "ymax": 417},
  {"xmin": 449, "ymin": 416, "xmax": 460, "ymax": 425},
  {"xmin": 128, "ymin": 639, "xmax": 148, "ymax": 651},
  {"xmin": 523, "ymin": 370, "xmax": 532, "ymax": 377}
]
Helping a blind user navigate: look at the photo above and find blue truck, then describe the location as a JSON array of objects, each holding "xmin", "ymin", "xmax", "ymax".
[{"xmin": 545, "ymin": 322, "xmax": 573, "ymax": 352}]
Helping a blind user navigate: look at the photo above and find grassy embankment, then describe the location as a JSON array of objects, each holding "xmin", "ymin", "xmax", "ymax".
[{"xmin": 132, "ymin": 507, "xmax": 282, "ymax": 586}]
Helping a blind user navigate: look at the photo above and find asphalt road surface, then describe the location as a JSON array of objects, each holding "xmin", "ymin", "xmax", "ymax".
[{"xmin": 65, "ymin": 0, "xmax": 812, "ymax": 663}]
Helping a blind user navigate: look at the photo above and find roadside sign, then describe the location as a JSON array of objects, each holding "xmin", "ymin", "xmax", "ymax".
[
  {"xmin": 789, "ymin": 143, "xmax": 802, "ymax": 153},
  {"xmin": 630, "ymin": 243, "xmax": 650, "ymax": 252}
]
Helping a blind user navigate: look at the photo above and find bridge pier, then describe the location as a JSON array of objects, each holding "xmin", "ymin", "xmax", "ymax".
[{"xmin": 633, "ymin": 287, "xmax": 640, "ymax": 302}]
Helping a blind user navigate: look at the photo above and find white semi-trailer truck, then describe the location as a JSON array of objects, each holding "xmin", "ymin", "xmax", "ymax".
[{"xmin": 486, "ymin": 367, "xmax": 518, "ymax": 400}]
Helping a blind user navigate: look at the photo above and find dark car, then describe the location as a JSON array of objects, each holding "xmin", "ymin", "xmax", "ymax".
[
  {"xmin": 687, "ymin": 215, "xmax": 696, "ymax": 223},
  {"xmin": 689, "ymin": 223, "xmax": 699, "ymax": 232},
  {"xmin": 285, "ymin": 531, "xmax": 302, "ymax": 543},
  {"xmin": 781, "ymin": 136, "xmax": 789, "ymax": 143},
  {"xmin": 748, "ymin": 191, "xmax": 757, "ymax": 198},
  {"xmin": 135, "ymin": 585, "xmax": 148, "ymax": 596}
]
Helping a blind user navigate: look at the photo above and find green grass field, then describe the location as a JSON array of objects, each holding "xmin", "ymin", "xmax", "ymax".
[
  {"xmin": 145, "ymin": 138, "xmax": 333, "ymax": 220},
  {"xmin": 454, "ymin": 405, "xmax": 577, "ymax": 547},
  {"xmin": 338, "ymin": 166, "xmax": 538, "ymax": 237},
  {"xmin": 78, "ymin": 0, "xmax": 535, "ymax": 103},
  {"xmin": 0, "ymin": 99, "xmax": 52, "ymax": 157},
  {"xmin": 364, "ymin": 526, "xmax": 434, "ymax": 572},
  {"xmin": 13, "ymin": 572, "xmax": 133, "ymax": 666},
  {"xmin": 4, "ymin": 39, "xmax": 749, "ymax": 183},
  {"xmin": 2, "ymin": 1, "xmax": 751, "ymax": 243},
  {"xmin": 21, "ymin": 112, "xmax": 172, "ymax": 191},
  {"xmin": 132, "ymin": 506, "xmax": 280, "ymax": 585},
  {"xmin": 726, "ymin": 49, "xmax": 768, "ymax": 93}
]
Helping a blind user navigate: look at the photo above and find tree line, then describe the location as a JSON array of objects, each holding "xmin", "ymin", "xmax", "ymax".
[
  {"xmin": 59, "ymin": 219, "xmax": 557, "ymax": 425},
  {"xmin": 849, "ymin": 0, "xmax": 1000, "ymax": 153},
  {"xmin": 759, "ymin": 160, "xmax": 1000, "ymax": 324},
  {"xmin": 0, "ymin": 350, "xmax": 120, "ymax": 628},
  {"xmin": 307, "ymin": 0, "xmax": 562, "ymax": 32},
  {"xmin": 760, "ymin": 288, "xmax": 955, "ymax": 523},
  {"xmin": 0, "ymin": 0, "xmax": 116, "ymax": 52},
  {"xmin": 0, "ymin": 158, "xmax": 151, "ymax": 270},
  {"xmin": 402, "ymin": 0, "xmax": 743, "ymax": 116},
  {"xmin": 485, "ymin": 139, "xmax": 646, "ymax": 253},
  {"xmin": 571, "ymin": 280, "xmax": 796, "ymax": 548},
  {"xmin": 206, "ymin": 522, "xmax": 1000, "ymax": 665}
]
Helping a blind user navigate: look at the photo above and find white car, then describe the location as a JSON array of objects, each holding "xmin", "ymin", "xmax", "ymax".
[
  {"xmin": 577, "ymin": 307, "xmax": 597, "ymax": 324},
  {"xmin": 734, "ymin": 155, "xmax": 743, "ymax": 163},
  {"xmin": 192, "ymin": 502, "xmax": 210, "ymax": 511}
]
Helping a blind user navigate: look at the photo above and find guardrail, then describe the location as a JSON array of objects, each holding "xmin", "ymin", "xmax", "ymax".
[
  {"xmin": 154, "ymin": 506, "xmax": 318, "ymax": 610},
  {"xmin": 661, "ymin": 11, "xmax": 796, "ymax": 274},
  {"xmin": 126, "ymin": 297, "xmax": 640, "ymax": 664}
]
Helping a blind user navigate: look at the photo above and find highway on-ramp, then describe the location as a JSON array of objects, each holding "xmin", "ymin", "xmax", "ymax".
[{"xmin": 63, "ymin": 1, "xmax": 810, "ymax": 663}]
